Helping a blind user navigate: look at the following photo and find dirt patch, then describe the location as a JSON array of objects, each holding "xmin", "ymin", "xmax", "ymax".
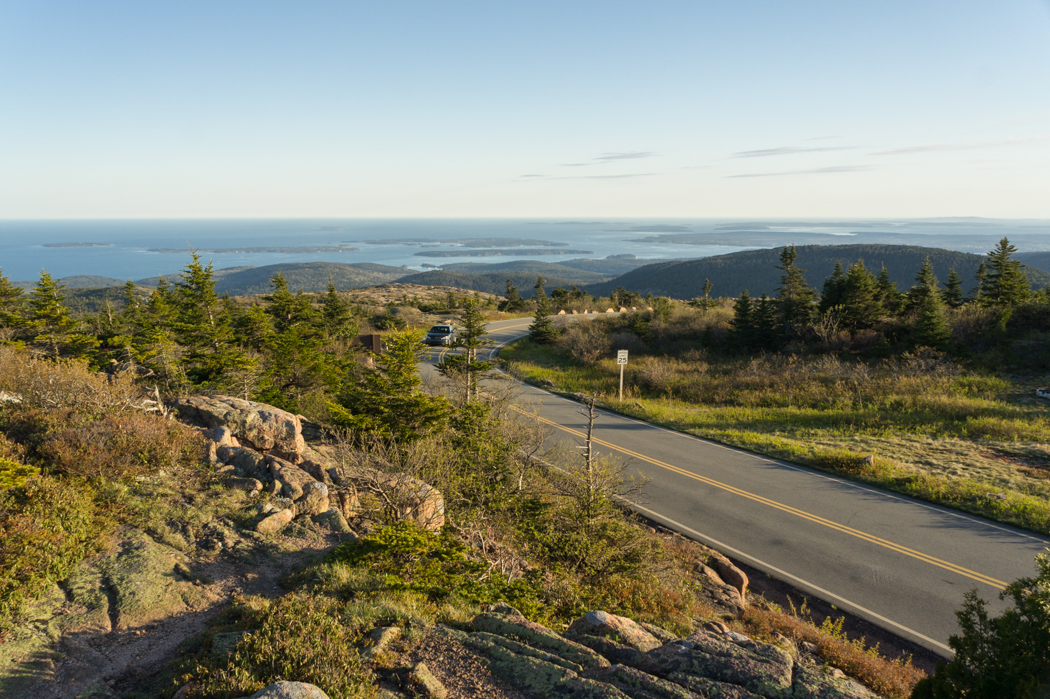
[{"xmin": 394, "ymin": 633, "xmax": 529, "ymax": 699}]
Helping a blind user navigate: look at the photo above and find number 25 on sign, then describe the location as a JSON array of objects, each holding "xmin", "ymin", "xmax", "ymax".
[{"xmin": 617, "ymin": 350, "xmax": 628, "ymax": 401}]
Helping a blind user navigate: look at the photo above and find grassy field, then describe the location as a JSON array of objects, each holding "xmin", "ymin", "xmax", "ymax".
[{"xmin": 500, "ymin": 338, "xmax": 1050, "ymax": 534}]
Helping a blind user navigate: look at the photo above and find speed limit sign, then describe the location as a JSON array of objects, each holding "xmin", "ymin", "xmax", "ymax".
[{"xmin": 617, "ymin": 350, "xmax": 628, "ymax": 365}]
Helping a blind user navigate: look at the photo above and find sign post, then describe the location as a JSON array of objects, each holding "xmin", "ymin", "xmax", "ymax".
[{"xmin": 616, "ymin": 350, "xmax": 628, "ymax": 402}]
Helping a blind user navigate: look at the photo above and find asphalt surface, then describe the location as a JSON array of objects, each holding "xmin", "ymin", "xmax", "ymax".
[{"xmin": 422, "ymin": 317, "xmax": 1050, "ymax": 656}]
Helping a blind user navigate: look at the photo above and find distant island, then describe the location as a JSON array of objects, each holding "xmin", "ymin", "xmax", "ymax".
[
  {"xmin": 415, "ymin": 248, "xmax": 593, "ymax": 258},
  {"xmin": 355, "ymin": 237, "xmax": 569, "ymax": 248},
  {"xmin": 42, "ymin": 242, "xmax": 113, "ymax": 248},
  {"xmin": 147, "ymin": 245, "xmax": 360, "ymax": 254}
]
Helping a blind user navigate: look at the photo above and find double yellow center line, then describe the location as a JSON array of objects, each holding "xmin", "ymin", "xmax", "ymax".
[{"xmin": 518, "ymin": 407, "xmax": 1007, "ymax": 591}]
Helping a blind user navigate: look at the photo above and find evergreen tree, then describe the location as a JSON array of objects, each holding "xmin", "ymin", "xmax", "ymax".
[
  {"xmin": 264, "ymin": 273, "xmax": 316, "ymax": 333},
  {"xmin": 819, "ymin": 261, "xmax": 847, "ymax": 314},
  {"xmin": 729, "ymin": 290, "xmax": 755, "ymax": 350},
  {"xmin": 171, "ymin": 252, "xmax": 245, "ymax": 386},
  {"xmin": 233, "ymin": 304, "xmax": 275, "ymax": 352},
  {"xmin": 907, "ymin": 256, "xmax": 941, "ymax": 312},
  {"xmin": 913, "ymin": 286, "xmax": 952, "ymax": 350},
  {"xmin": 27, "ymin": 270, "xmax": 74, "ymax": 357},
  {"xmin": 943, "ymin": 268, "xmax": 965, "ymax": 308},
  {"xmin": 330, "ymin": 330, "xmax": 450, "ymax": 441},
  {"xmin": 970, "ymin": 262, "xmax": 987, "ymax": 304},
  {"xmin": 499, "ymin": 278, "xmax": 527, "ymax": 312},
  {"xmin": 529, "ymin": 277, "xmax": 559, "ymax": 344},
  {"xmin": 437, "ymin": 299, "xmax": 493, "ymax": 402},
  {"xmin": 117, "ymin": 280, "xmax": 143, "ymax": 328},
  {"xmin": 321, "ymin": 278, "xmax": 357, "ymax": 339},
  {"xmin": 838, "ymin": 261, "xmax": 883, "ymax": 330},
  {"xmin": 775, "ymin": 245, "xmax": 815, "ymax": 331},
  {"xmin": 753, "ymin": 294, "xmax": 779, "ymax": 351},
  {"xmin": 912, "ymin": 553, "xmax": 1050, "ymax": 699},
  {"xmin": 0, "ymin": 269, "xmax": 25, "ymax": 330},
  {"xmin": 875, "ymin": 265, "xmax": 902, "ymax": 315},
  {"xmin": 701, "ymin": 278, "xmax": 714, "ymax": 311},
  {"xmin": 980, "ymin": 237, "xmax": 1030, "ymax": 307}
]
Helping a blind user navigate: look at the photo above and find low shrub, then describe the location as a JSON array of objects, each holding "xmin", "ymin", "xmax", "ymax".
[
  {"xmin": 190, "ymin": 593, "xmax": 374, "ymax": 699},
  {"xmin": 742, "ymin": 603, "xmax": 925, "ymax": 699},
  {"xmin": 0, "ymin": 474, "xmax": 106, "ymax": 634},
  {"xmin": 38, "ymin": 409, "xmax": 205, "ymax": 480},
  {"xmin": 0, "ymin": 345, "xmax": 146, "ymax": 413},
  {"xmin": 0, "ymin": 456, "xmax": 38, "ymax": 490},
  {"xmin": 330, "ymin": 522, "xmax": 546, "ymax": 621}
]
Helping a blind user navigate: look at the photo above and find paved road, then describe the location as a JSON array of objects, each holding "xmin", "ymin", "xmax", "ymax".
[{"xmin": 422, "ymin": 317, "xmax": 1050, "ymax": 656}]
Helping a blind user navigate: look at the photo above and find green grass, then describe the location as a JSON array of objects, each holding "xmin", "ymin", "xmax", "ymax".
[{"xmin": 501, "ymin": 339, "xmax": 1050, "ymax": 535}]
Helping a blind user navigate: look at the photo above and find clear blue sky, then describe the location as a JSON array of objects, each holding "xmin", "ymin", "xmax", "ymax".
[{"xmin": 1, "ymin": 1, "xmax": 1048, "ymax": 218}]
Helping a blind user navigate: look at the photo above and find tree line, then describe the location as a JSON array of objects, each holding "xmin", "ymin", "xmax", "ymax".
[
  {"xmin": 0, "ymin": 252, "xmax": 360, "ymax": 414},
  {"xmin": 727, "ymin": 238, "xmax": 1045, "ymax": 353}
]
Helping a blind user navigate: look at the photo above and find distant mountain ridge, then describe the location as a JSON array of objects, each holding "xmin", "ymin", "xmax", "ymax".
[
  {"xmin": 585, "ymin": 244, "xmax": 1050, "ymax": 299},
  {"xmin": 12, "ymin": 245, "xmax": 1048, "ymax": 300}
]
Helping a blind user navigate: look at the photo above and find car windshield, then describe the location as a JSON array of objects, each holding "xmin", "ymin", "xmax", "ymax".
[{"xmin": 429, "ymin": 326, "xmax": 451, "ymax": 333}]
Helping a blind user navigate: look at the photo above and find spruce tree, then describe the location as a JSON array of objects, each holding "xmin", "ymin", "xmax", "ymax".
[
  {"xmin": 0, "ymin": 269, "xmax": 25, "ymax": 330},
  {"xmin": 730, "ymin": 290, "xmax": 755, "ymax": 350},
  {"xmin": 702, "ymin": 278, "xmax": 713, "ymax": 311},
  {"xmin": 321, "ymin": 278, "xmax": 357, "ymax": 339},
  {"xmin": 529, "ymin": 277, "xmax": 559, "ymax": 344},
  {"xmin": 943, "ymin": 268, "xmax": 964, "ymax": 308},
  {"xmin": 907, "ymin": 256, "xmax": 941, "ymax": 312},
  {"xmin": 264, "ymin": 273, "xmax": 316, "ymax": 333},
  {"xmin": 233, "ymin": 304, "xmax": 275, "ymax": 352},
  {"xmin": 171, "ymin": 252, "xmax": 244, "ymax": 386},
  {"xmin": 875, "ymin": 265, "xmax": 902, "ymax": 315},
  {"xmin": 331, "ymin": 330, "xmax": 450, "ymax": 441},
  {"xmin": 839, "ymin": 261, "xmax": 883, "ymax": 330},
  {"xmin": 27, "ymin": 270, "xmax": 73, "ymax": 357},
  {"xmin": 500, "ymin": 279, "xmax": 527, "ymax": 312},
  {"xmin": 980, "ymin": 237, "xmax": 1030, "ymax": 307},
  {"xmin": 912, "ymin": 288, "xmax": 952, "ymax": 350},
  {"xmin": 775, "ymin": 245, "xmax": 815, "ymax": 331},
  {"xmin": 437, "ymin": 298, "xmax": 493, "ymax": 402},
  {"xmin": 753, "ymin": 294, "xmax": 779, "ymax": 351},
  {"xmin": 819, "ymin": 261, "xmax": 847, "ymax": 314},
  {"xmin": 971, "ymin": 262, "xmax": 987, "ymax": 304}
]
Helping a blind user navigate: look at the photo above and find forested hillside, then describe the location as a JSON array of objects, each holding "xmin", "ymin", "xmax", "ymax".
[
  {"xmin": 396, "ymin": 269, "xmax": 586, "ymax": 297},
  {"xmin": 587, "ymin": 244, "xmax": 1050, "ymax": 299},
  {"xmin": 1019, "ymin": 251, "xmax": 1050, "ymax": 274}
]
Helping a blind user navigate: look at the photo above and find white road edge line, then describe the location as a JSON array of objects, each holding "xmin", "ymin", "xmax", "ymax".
[{"xmin": 627, "ymin": 501, "xmax": 954, "ymax": 655}]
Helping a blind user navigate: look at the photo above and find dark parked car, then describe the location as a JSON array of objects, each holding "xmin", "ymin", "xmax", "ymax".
[{"xmin": 424, "ymin": 324, "xmax": 457, "ymax": 346}]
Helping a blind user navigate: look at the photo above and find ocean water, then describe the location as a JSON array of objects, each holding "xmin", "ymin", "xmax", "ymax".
[{"xmin": 0, "ymin": 218, "xmax": 1047, "ymax": 283}]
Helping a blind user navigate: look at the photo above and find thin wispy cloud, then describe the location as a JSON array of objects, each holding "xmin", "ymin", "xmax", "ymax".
[
  {"xmin": 594, "ymin": 151, "xmax": 654, "ymax": 161},
  {"xmin": 732, "ymin": 146, "xmax": 854, "ymax": 158},
  {"xmin": 875, "ymin": 137, "xmax": 1044, "ymax": 156},
  {"xmin": 561, "ymin": 151, "xmax": 656, "ymax": 167},
  {"xmin": 526, "ymin": 172, "xmax": 658, "ymax": 181},
  {"xmin": 728, "ymin": 165, "xmax": 870, "ymax": 178}
]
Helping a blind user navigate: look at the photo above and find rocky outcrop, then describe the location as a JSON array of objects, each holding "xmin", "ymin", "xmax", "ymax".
[
  {"xmin": 172, "ymin": 395, "xmax": 307, "ymax": 463},
  {"xmin": 565, "ymin": 610, "xmax": 663, "ymax": 653},
  {"xmin": 433, "ymin": 610, "xmax": 874, "ymax": 699},
  {"xmin": 187, "ymin": 397, "xmax": 445, "ymax": 534},
  {"xmin": 244, "ymin": 681, "xmax": 330, "ymax": 698}
]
